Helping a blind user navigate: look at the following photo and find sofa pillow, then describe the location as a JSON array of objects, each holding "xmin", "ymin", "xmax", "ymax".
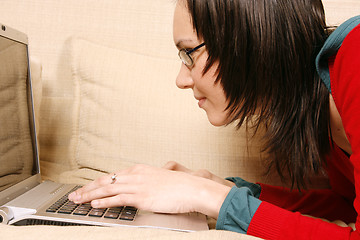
[{"xmin": 62, "ymin": 37, "xmax": 267, "ymax": 184}]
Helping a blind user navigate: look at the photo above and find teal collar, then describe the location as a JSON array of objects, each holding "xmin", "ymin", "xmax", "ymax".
[{"xmin": 315, "ymin": 15, "xmax": 360, "ymax": 93}]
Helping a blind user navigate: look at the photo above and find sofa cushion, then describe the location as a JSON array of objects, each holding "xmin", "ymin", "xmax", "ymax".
[{"xmin": 54, "ymin": 37, "xmax": 268, "ymax": 184}]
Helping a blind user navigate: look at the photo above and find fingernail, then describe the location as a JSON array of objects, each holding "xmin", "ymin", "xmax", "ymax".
[
  {"xmin": 68, "ymin": 192, "xmax": 75, "ymax": 200},
  {"xmin": 69, "ymin": 193, "xmax": 81, "ymax": 203},
  {"xmin": 74, "ymin": 195, "xmax": 81, "ymax": 202},
  {"xmin": 92, "ymin": 200, "xmax": 99, "ymax": 208}
]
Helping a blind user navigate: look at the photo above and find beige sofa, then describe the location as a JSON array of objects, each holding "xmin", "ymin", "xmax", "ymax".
[{"xmin": 0, "ymin": 0, "xmax": 359, "ymax": 239}]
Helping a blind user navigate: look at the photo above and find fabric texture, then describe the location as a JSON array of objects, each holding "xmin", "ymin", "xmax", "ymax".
[
  {"xmin": 57, "ymin": 37, "xmax": 264, "ymax": 185},
  {"xmin": 0, "ymin": 226, "xmax": 262, "ymax": 240}
]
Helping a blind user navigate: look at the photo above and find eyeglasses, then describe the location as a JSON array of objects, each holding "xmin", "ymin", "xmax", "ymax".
[{"xmin": 178, "ymin": 43, "xmax": 205, "ymax": 68}]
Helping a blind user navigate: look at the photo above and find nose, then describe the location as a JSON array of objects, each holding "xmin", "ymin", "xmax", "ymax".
[{"xmin": 176, "ymin": 63, "xmax": 194, "ymax": 89}]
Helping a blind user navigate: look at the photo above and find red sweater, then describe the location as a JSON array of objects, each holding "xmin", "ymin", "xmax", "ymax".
[{"xmin": 247, "ymin": 25, "xmax": 360, "ymax": 239}]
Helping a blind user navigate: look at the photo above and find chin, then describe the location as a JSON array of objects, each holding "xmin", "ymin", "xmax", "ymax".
[{"xmin": 206, "ymin": 114, "xmax": 228, "ymax": 127}]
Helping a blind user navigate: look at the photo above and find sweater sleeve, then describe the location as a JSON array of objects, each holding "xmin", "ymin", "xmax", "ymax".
[
  {"xmin": 257, "ymin": 182, "xmax": 356, "ymax": 223},
  {"xmin": 246, "ymin": 24, "xmax": 360, "ymax": 240},
  {"xmin": 330, "ymin": 23, "xmax": 360, "ymax": 236}
]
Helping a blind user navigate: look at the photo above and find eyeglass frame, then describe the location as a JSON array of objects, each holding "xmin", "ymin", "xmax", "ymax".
[{"xmin": 178, "ymin": 42, "xmax": 205, "ymax": 68}]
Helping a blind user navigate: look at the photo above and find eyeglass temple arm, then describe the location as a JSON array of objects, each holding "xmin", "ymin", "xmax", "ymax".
[{"xmin": 188, "ymin": 43, "xmax": 205, "ymax": 54}]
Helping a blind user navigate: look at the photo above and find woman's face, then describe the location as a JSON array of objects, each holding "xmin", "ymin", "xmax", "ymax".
[{"xmin": 173, "ymin": 0, "xmax": 229, "ymax": 126}]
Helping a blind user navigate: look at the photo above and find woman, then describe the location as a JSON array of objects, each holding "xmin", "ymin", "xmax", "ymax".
[{"xmin": 69, "ymin": 0, "xmax": 360, "ymax": 239}]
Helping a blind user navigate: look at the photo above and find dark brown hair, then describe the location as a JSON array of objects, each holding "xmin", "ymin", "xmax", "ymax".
[{"xmin": 185, "ymin": 0, "xmax": 331, "ymax": 189}]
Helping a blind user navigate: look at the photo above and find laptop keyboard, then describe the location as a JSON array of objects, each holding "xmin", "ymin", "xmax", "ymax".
[{"xmin": 46, "ymin": 186, "xmax": 137, "ymax": 221}]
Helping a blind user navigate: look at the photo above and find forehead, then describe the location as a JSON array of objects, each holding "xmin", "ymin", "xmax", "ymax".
[{"xmin": 173, "ymin": 0, "xmax": 198, "ymax": 46}]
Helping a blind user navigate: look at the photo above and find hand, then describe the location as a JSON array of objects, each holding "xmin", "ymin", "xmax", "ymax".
[
  {"xmin": 68, "ymin": 164, "xmax": 231, "ymax": 219},
  {"xmin": 163, "ymin": 161, "xmax": 235, "ymax": 188}
]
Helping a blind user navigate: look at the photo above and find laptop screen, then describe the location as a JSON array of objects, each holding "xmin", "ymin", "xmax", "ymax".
[{"xmin": 0, "ymin": 32, "xmax": 38, "ymax": 192}]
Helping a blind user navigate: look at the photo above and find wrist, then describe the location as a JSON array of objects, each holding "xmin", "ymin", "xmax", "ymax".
[{"xmin": 194, "ymin": 179, "xmax": 231, "ymax": 219}]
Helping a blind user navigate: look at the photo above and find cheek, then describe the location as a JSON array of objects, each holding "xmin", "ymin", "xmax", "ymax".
[
  {"xmin": 198, "ymin": 69, "xmax": 230, "ymax": 126},
  {"xmin": 192, "ymin": 59, "xmax": 218, "ymax": 91},
  {"xmin": 208, "ymin": 90, "xmax": 229, "ymax": 125}
]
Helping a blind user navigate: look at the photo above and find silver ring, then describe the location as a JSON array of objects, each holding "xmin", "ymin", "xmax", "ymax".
[{"xmin": 111, "ymin": 173, "xmax": 117, "ymax": 184}]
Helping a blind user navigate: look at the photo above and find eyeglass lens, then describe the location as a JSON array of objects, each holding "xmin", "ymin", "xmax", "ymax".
[{"xmin": 179, "ymin": 49, "xmax": 193, "ymax": 66}]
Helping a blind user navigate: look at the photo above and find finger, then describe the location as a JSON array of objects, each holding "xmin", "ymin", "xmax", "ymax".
[
  {"xmin": 69, "ymin": 170, "xmax": 133, "ymax": 201},
  {"xmin": 192, "ymin": 169, "xmax": 213, "ymax": 179},
  {"xmin": 91, "ymin": 194, "xmax": 137, "ymax": 209},
  {"xmin": 69, "ymin": 164, "xmax": 152, "ymax": 202},
  {"xmin": 68, "ymin": 175, "xmax": 109, "ymax": 201},
  {"xmin": 73, "ymin": 182, "xmax": 136, "ymax": 204},
  {"xmin": 162, "ymin": 161, "xmax": 192, "ymax": 173}
]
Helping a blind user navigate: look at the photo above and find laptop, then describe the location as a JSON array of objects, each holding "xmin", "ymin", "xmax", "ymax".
[{"xmin": 0, "ymin": 22, "xmax": 209, "ymax": 232}]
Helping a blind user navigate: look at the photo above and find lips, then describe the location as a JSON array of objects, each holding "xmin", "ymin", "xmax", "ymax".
[{"xmin": 195, "ymin": 97, "xmax": 206, "ymax": 108}]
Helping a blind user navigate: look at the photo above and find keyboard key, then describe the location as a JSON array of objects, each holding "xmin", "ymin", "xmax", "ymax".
[
  {"xmin": 61, "ymin": 207, "xmax": 77, "ymax": 212},
  {"xmin": 119, "ymin": 210, "xmax": 136, "ymax": 221},
  {"xmin": 46, "ymin": 208, "xmax": 57, "ymax": 213},
  {"xmin": 58, "ymin": 209, "xmax": 73, "ymax": 214},
  {"xmin": 45, "ymin": 186, "xmax": 138, "ymax": 222},
  {"xmin": 108, "ymin": 207, "xmax": 123, "ymax": 213},
  {"xmin": 73, "ymin": 209, "xmax": 89, "ymax": 216},
  {"xmin": 92, "ymin": 208, "xmax": 106, "ymax": 211},
  {"xmin": 124, "ymin": 206, "xmax": 137, "ymax": 211},
  {"xmin": 77, "ymin": 204, "xmax": 91, "ymax": 208},
  {"xmin": 123, "ymin": 210, "xmax": 136, "ymax": 215},
  {"xmin": 89, "ymin": 209, "xmax": 105, "ymax": 217},
  {"xmin": 64, "ymin": 201, "xmax": 78, "ymax": 206},
  {"xmin": 104, "ymin": 211, "xmax": 120, "ymax": 219},
  {"xmin": 119, "ymin": 214, "xmax": 135, "ymax": 221}
]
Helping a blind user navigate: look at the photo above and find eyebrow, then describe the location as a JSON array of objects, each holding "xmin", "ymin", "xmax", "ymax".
[{"xmin": 175, "ymin": 39, "xmax": 195, "ymax": 49}]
